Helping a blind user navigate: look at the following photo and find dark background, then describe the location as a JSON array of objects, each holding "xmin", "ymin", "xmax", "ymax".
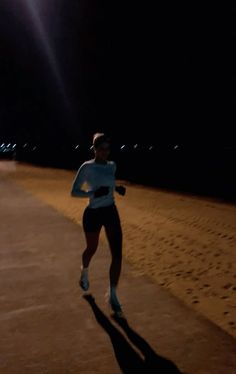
[{"xmin": 0, "ymin": 2, "xmax": 234, "ymax": 200}]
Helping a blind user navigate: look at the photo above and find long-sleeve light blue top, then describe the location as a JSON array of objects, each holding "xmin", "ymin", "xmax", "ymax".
[{"xmin": 71, "ymin": 159, "xmax": 116, "ymax": 209}]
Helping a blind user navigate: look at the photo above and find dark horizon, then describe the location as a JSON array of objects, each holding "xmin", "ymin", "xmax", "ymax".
[{"xmin": 0, "ymin": 2, "xmax": 232, "ymax": 147}]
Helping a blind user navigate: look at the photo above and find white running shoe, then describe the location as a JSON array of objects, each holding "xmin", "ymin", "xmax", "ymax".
[
  {"xmin": 79, "ymin": 267, "xmax": 89, "ymax": 291},
  {"xmin": 106, "ymin": 287, "xmax": 123, "ymax": 316}
]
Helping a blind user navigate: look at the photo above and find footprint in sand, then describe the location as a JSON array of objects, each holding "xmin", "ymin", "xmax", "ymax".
[
  {"xmin": 186, "ymin": 288, "xmax": 193, "ymax": 294},
  {"xmin": 196, "ymin": 252, "xmax": 203, "ymax": 257},
  {"xmin": 223, "ymin": 283, "xmax": 233, "ymax": 290},
  {"xmin": 192, "ymin": 296, "xmax": 199, "ymax": 304}
]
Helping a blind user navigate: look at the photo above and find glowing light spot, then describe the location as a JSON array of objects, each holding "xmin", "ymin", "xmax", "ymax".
[{"xmin": 22, "ymin": 1, "xmax": 72, "ymax": 116}]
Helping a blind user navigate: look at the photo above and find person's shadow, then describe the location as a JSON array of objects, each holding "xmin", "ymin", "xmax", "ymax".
[{"xmin": 83, "ymin": 294, "xmax": 182, "ymax": 374}]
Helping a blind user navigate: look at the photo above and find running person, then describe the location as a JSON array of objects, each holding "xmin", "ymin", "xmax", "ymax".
[{"xmin": 71, "ymin": 133, "xmax": 126, "ymax": 314}]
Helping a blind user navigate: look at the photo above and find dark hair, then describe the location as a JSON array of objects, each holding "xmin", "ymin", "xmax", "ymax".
[{"xmin": 93, "ymin": 133, "xmax": 110, "ymax": 149}]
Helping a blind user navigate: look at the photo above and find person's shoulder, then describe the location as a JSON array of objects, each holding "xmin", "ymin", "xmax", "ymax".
[
  {"xmin": 83, "ymin": 159, "xmax": 95, "ymax": 166},
  {"xmin": 78, "ymin": 159, "xmax": 95, "ymax": 171},
  {"xmin": 108, "ymin": 160, "xmax": 116, "ymax": 172}
]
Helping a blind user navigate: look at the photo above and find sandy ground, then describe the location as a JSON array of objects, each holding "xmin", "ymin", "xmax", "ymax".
[{"xmin": 2, "ymin": 160, "xmax": 236, "ymax": 339}]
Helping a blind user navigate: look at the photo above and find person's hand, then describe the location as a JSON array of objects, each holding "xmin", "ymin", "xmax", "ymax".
[
  {"xmin": 115, "ymin": 185, "xmax": 126, "ymax": 196},
  {"xmin": 94, "ymin": 186, "xmax": 110, "ymax": 198}
]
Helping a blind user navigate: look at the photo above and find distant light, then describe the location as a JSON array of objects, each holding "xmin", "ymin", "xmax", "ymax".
[
  {"xmin": 23, "ymin": 143, "xmax": 28, "ymax": 148},
  {"xmin": 90, "ymin": 146, "xmax": 93, "ymax": 150},
  {"xmin": 134, "ymin": 144, "xmax": 138, "ymax": 149},
  {"xmin": 120, "ymin": 145, "xmax": 126, "ymax": 150},
  {"xmin": 0, "ymin": 143, "xmax": 5, "ymax": 148},
  {"xmin": 174, "ymin": 145, "xmax": 179, "ymax": 150},
  {"xmin": 13, "ymin": 144, "xmax": 17, "ymax": 148},
  {"xmin": 149, "ymin": 146, "xmax": 154, "ymax": 151},
  {"xmin": 7, "ymin": 143, "xmax": 11, "ymax": 148},
  {"xmin": 32, "ymin": 146, "xmax": 37, "ymax": 151},
  {"xmin": 75, "ymin": 145, "xmax": 79, "ymax": 149}
]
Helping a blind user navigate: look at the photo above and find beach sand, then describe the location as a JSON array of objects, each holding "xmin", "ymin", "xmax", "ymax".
[{"xmin": 2, "ymin": 160, "xmax": 236, "ymax": 339}]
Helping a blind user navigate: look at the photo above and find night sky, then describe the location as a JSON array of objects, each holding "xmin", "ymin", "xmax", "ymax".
[{"xmin": 0, "ymin": 2, "xmax": 231, "ymax": 147}]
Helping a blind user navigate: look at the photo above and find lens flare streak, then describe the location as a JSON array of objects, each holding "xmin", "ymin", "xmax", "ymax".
[{"xmin": 23, "ymin": 0, "xmax": 71, "ymax": 114}]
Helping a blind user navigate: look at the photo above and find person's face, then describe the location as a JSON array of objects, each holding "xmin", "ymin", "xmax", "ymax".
[{"xmin": 94, "ymin": 142, "xmax": 110, "ymax": 161}]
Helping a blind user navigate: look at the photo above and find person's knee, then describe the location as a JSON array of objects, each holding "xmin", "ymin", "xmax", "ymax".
[
  {"xmin": 85, "ymin": 245, "xmax": 98, "ymax": 255},
  {"xmin": 112, "ymin": 247, "xmax": 122, "ymax": 261},
  {"xmin": 110, "ymin": 229, "xmax": 122, "ymax": 244}
]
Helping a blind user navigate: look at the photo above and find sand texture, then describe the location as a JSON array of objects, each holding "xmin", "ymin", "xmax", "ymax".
[{"xmin": 2, "ymin": 161, "xmax": 236, "ymax": 339}]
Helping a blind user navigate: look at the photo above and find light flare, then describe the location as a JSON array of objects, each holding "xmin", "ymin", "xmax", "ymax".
[{"xmin": 23, "ymin": 0, "xmax": 72, "ymax": 115}]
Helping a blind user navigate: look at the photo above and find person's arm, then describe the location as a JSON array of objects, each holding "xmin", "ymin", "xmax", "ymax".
[
  {"xmin": 115, "ymin": 185, "xmax": 126, "ymax": 196},
  {"xmin": 71, "ymin": 164, "xmax": 110, "ymax": 198},
  {"xmin": 113, "ymin": 162, "xmax": 126, "ymax": 196},
  {"xmin": 71, "ymin": 164, "xmax": 93, "ymax": 198}
]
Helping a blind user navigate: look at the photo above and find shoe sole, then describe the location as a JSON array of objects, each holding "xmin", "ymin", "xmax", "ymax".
[
  {"xmin": 105, "ymin": 291, "xmax": 123, "ymax": 316},
  {"xmin": 79, "ymin": 280, "xmax": 89, "ymax": 292}
]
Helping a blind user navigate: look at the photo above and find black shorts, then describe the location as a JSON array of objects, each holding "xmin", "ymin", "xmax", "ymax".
[{"xmin": 83, "ymin": 204, "xmax": 121, "ymax": 233}]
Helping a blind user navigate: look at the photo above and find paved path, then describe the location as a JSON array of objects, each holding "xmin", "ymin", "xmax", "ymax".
[{"xmin": 1, "ymin": 175, "xmax": 236, "ymax": 373}]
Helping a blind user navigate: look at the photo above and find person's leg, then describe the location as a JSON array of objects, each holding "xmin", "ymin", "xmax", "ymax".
[
  {"xmin": 104, "ymin": 205, "xmax": 123, "ymax": 312},
  {"xmin": 80, "ymin": 231, "xmax": 100, "ymax": 291},
  {"xmin": 82, "ymin": 231, "xmax": 100, "ymax": 268},
  {"xmin": 105, "ymin": 225, "xmax": 122, "ymax": 287},
  {"xmin": 80, "ymin": 207, "xmax": 101, "ymax": 291}
]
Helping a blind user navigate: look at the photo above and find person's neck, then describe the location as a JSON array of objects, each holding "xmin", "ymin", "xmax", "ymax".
[{"xmin": 95, "ymin": 157, "xmax": 107, "ymax": 164}]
